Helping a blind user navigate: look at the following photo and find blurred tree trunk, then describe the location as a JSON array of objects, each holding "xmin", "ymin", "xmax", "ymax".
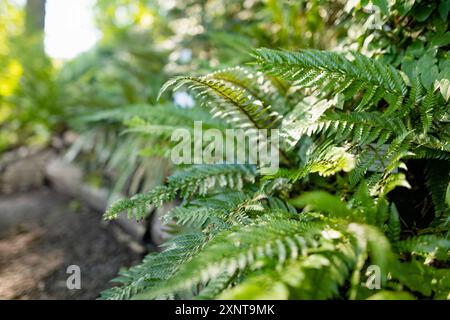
[
  {"xmin": 25, "ymin": 0, "xmax": 46, "ymax": 35},
  {"xmin": 24, "ymin": 0, "xmax": 46, "ymax": 55}
]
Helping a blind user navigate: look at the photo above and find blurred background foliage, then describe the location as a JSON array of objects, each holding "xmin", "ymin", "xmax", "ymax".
[
  {"xmin": 1, "ymin": 0, "xmax": 448, "ymax": 198},
  {"xmin": 0, "ymin": 0, "xmax": 346, "ymax": 198},
  {"xmin": 0, "ymin": 0, "xmax": 59, "ymax": 151}
]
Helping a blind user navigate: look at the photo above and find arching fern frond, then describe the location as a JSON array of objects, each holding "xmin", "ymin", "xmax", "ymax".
[
  {"xmin": 132, "ymin": 217, "xmax": 326, "ymax": 299},
  {"xmin": 99, "ymin": 233, "xmax": 206, "ymax": 300},
  {"xmin": 218, "ymin": 246, "xmax": 356, "ymax": 300},
  {"xmin": 207, "ymin": 66, "xmax": 291, "ymax": 115},
  {"xmin": 159, "ymin": 74, "xmax": 282, "ymax": 130},
  {"xmin": 253, "ymin": 48, "xmax": 408, "ymax": 112},
  {"xmin": 105, "ymin": 164, "xmax": 256, "ymax": 220}
]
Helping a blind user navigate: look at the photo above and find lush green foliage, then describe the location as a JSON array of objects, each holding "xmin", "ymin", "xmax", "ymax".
[
  {"xmin": 3, "ymin": 0, "xmax": 448, "ymax": 301},
  {"xmin": 100, "ymin": 0, "xmax": 450, "ymax": 300},
  {"xmin": 62, "ymin": 0, "xmax": 342, "ymax": 198},
  {"xmin": 0, "ymin": 1, "xmax": 59, "ymax": 151}
]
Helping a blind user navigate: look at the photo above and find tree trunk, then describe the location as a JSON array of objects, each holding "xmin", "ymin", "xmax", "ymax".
[{"xmin": 25, "ymin": 0, "xmax": 46, "ymax": 35}]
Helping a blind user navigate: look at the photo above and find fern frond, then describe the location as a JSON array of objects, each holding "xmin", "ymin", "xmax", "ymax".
[
  {"xmin": 219, "ymin": 245, "xmax": 356, "ymax": 300},
  {"xmin": 105, "ymin": 185, "xmax": 171, "ymax": 220},
  {"xmin": 105, "ymin": 164, "xmax": 256, "ymax": 220},
  {"xmin": 387, "ymin": 203, "xmax": 401, "ymax": 245},
  {"xmin": 349, "ymin": 150, "xmax": 376, "ymax": 187},
  {"xmin": 207, "ymin": 67, "xmax": 291, "ymax": 115},
  {"xmin": 420, "ymin": 89, "xmax": 436, "ymax": 134},
  {"xmin": 397, "ymin": 235, "xmax": 450, "ymax": 262},
  {"xmin": 100, "ymin": 233, "xmax": 206, "ymax": 300},
  {"xmin": 159, "ymin": 74, "xmax": 282, "ymax": 130},
  {"xmin": 131, "ymin": 217, "xmax": 326, "ymax": 299},
  {"xmin": 168, "ymin": 164, "xmax": 256, "ymax": 197},
  {"xmin": 425, "ymin": 160, "xmax": 450, "ymax": 223},
  {"xmin": 196, "ymin": 271, "xmax": 236, "ymax": 300},
  {"xmin": 253, "ymin": 48, "xmax": 407, "ymax": 110},
  {"xmin": 164, "ymin": 191, "xmax": 254, "ymax": 228}
]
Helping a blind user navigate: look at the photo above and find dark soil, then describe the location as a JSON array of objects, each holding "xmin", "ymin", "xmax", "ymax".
[{"xmin": 0, "ymin": 188, "xmax": 141, "ymax": 300}]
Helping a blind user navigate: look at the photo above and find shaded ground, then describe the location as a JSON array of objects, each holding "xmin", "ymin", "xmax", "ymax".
[{"xmin": 0, "ymin": 188, "xmax": 141, "ymax": 299}]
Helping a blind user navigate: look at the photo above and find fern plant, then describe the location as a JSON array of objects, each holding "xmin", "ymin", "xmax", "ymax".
[{"xmin": 100, "ymin": 1, "xmax": 449, "ymax": 300}]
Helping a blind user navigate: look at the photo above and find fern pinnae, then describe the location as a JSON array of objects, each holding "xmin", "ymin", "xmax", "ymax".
[
  {"xmin": 420, "ymin": 89, "xmax": 437, "ymax": 134},
  {"xmin": 132, "ymin": 218, "xmax": 325, "ymax": 299},
  {"xmin": 254, "ymin": 48, "xmax": 406, "ymax": 97},
  {"xmin": 105, "ymin": 164, "xmax": 257, "ymax": 220},
  {"xmin": 159, "ymin": 75, "xmax": 282, "ymax": 130},
  {"xmin": 100, "ymin": 233, "xmax": 206, "ymax": 300}
]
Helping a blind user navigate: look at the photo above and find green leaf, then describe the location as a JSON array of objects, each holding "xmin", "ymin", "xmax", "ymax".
[
  {"xmin": 436, "ymin": 78, "xmax": 450, "ymax": 102},
  {"xmin": 291, "ymin": 191, "xmax": 353, "ymax": 218},
  {"xmin": 367, "ymin": 291, "xmax": 416, "ymax": 300},
  {"xmin": 380, "ymin": 173, "xmax": 411, "ymax": 198},
  {"xmin": 412, "ymin": 3, "xmax": 435, "ymax": 22},
  {"xmin": 218, "ymin": 275, "xmax": 289, "ymax": 300},
  {"xmin": 396, "ymin": 0, "xmax": 415, "ymax": 16},
  {"xmin": 445, "ymin": 182, "xmax": 450, "ymax": 207},
  {"xmin": 439, "ymin": 0, "xmax": 450, "ymax": 20},
  {"xmin": 372, "ymin": 0, "xmax": 390, "ymax": 15},
  {"xmin": 417, "ymin": 54, "xmax": 439, "ymax": 89},
  {"xmin": 430, "ymin": 31, "xmax": 450, "ymax": 47}
]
